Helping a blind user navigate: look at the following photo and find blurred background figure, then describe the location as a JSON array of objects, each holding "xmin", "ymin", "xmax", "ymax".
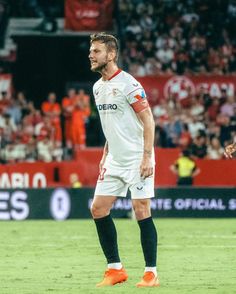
[
  {"xmin": 71, "ymin": 89, "xmax": 91, "ymax": 150},
  {"xmin": 170, "ymin": 149, "xmax": 200, "ymax": 186},
  {"xmin": 207, "ymin": 136, "xmax": 224, "ymax": 159},
  {"xmin": 41, "ymin": 92, "xmax": 62, "ymax": 147},
  {"xmin": 69, "ymin": 173, "xmax": 82, "ymax": 188},
  {"xmin": 62, "ymin": 88, "xmax": 77, "ymax": 157}
]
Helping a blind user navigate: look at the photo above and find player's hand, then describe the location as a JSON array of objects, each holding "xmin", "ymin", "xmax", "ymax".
[
  {"xmin": 140, "ymin": 156, "xmax": 153, "ymax": 179},
  {"xmin": 99, "ymin": 160, "xmax": 104, "ymax": 173},
  {"xmin": 99, "ymin": 155, "xmax": 106, "ymax": 173},
  {"xmin": 224, "ymin": 143, "xmax": 236, "ymax": 158}
]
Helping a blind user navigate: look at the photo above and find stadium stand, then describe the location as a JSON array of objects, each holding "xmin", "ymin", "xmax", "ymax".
[
  {"xmin": 119, "ymin": 0, "xmax": 236, "ymax": 75},
  {"xmin": 0, "ymin": 0, "xmax": 235, "ymax": 164}
]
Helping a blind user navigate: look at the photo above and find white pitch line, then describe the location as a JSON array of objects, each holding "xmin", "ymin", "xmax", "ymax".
[
  {"xmin": 160, "ymin": 245, "xmax": 236, "ymax": 248},
  {"xmin": 187, "ymin": 235, "xmax": 236, "ymax": 239}
]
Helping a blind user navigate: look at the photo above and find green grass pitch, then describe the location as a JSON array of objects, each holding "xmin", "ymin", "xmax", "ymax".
[{"xmin": 1, "ymin": 219, "xmax": 236, "ymax": 294}]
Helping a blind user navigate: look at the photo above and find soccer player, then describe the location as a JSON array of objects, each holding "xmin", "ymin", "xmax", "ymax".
[
  {"xmin": 224, "ymin": 142, "xmax": 236, "ymax": 158},
  {"xmin": 89, "ymin": 33, "xmax": 159, "ymax": 288}
]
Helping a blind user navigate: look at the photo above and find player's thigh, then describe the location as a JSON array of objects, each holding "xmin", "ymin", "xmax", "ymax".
[
  {"xmin": 95, "ymin": 167, "xmax": 129, "ymax": 197},
  {"xmin": 128, "ymin": 170, "xmax": 155, "ymax": 200}
]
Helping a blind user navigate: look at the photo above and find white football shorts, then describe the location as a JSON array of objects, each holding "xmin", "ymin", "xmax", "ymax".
[{"xmin": 94, "ymin": 166, "xmax": 155, "ymax": 199}]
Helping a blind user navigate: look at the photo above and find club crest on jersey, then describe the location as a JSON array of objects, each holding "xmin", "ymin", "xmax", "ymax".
[
  {"xmin": 134, "ymin": 90, "xmax": 146, "ymax": 101},
  {"xmin": 112, "ymin": 88, "xmax": 118, "ymax": 96}
]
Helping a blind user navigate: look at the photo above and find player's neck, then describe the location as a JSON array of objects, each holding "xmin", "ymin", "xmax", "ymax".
[{"xmin": 101, "ymin": 64, "xmax": 119, "ymax": 81}]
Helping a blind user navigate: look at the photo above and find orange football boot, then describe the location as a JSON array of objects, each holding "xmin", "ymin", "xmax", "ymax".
[
  {"xmin": 96, "ymin": 268, "xmax": 128, "ymax": 287},
  {"xmin": 136, "ymin": 271, "xmax": 160, "ymax": 287}
]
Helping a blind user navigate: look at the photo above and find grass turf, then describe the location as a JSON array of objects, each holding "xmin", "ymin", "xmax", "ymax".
[{"xmin": 1, "ymin": 219, "xmax": 236, "ymax": 294}]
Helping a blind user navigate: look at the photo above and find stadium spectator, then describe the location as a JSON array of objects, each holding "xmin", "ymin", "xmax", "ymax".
[
  {"xmin": 0, "ymin": 91, "xmax": 11, "ymax": 114},
  {"xmin": 5, "ymin": 98, "xmax": 22, "ymax": 125},
  {"xmin": 218, "ymin": 115, "xmax": 232, "ymax": 146},
  {"xmin": 25, "ymin": 136, "xmax": 37, "ymax": 162},
  {"xmin": 16, "ymin": 91, "xmax": 29, "ymax": 117},
  {"xmin": 188, "ymin": 116, "xmax": 206, "ymax": 139},
  {"xmin": 207, "ymin": 98, "xmax": 220, "ymax": 121},
  {"xmin": 191, "ymin": 133, "xmax": 208, "ymax": 159},
  {"xmin": 62, "ymin": 88, "xmax": 77, "ymax": 152},
  {"xmin": 178, "ymin": 123, "xmax": 192, "ymax": 149},
  {"xmin": 163, "ymin": 116, "xmax": 182, "ymax": 148},
  {"xmin": 71, "ymin": 89, "xmax": 91, "ymax": 150},
  {"xmin": 207, "ymin": 136, "xmax": 224, "ymax": 159},
  {"xmin": 41, "ymin": 92, "xmax": 62, "ymax": 146},
  {"xmin": 220, "ymin": 95, "xmax": 236, "ymax": 117},
  {"xmin": 0, "ymin": 113, "xmax": 16, "ymax": 145},
  {"xmin": 37, "ymin": 135, "xmax": 53, "ymax": 162},
  {"xmin": 189, "ymin": 97, "xmax": 204, "ymax": 118}
]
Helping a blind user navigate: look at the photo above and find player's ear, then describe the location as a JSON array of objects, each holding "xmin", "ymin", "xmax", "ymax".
[{"xmin": 108, "ymin": 50, "xmax": 116, "ymax": 62}]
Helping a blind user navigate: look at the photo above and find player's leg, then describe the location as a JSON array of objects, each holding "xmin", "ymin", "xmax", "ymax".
[
  {"xmin": 91, "ymin": 195, "xmax": 121, "ymax": 266},
  {"xmin": 132, "ymin": 199, "xmax": 157, "ymax": 268},
  {"xmin": 129, "ymin": 174, "xmax": 159, "ymax": 287},
  {"xmin": 91, "ymin": 196, "xmax": 128, "ymax": 286},
  {"xmin": 91, "ymin": 169, "xmax": 129, "ymax": 286}
]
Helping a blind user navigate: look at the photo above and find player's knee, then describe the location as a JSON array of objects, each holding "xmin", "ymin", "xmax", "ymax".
[
  {"xmin": 133, "ymin": 200, "xmax": 151, "ymax": 220},
  {"xmin": 90, "ymin": 202, "xmax": 108, "ymax": 218},
  {"xmin": 90, "ymin": 203, "xmax": 101, "ymax": 218}
]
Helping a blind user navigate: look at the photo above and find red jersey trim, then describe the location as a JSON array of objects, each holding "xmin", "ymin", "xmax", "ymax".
[
  {"xmin": 108, "ymin": 69, "xmax": 122, "ymax": 81},
  {"xmin": 127, "ymin": 87, "xmax": 143, "ymax": 96},
  {"xmin": 131, "ymin": 99, "xmax": 149, "ymax": 113}
]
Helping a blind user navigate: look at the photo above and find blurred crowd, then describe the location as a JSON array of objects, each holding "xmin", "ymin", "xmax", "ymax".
[
  {"xmin": 1, "ymin": 0, "xmax": 236, "ymax": 163},
  {"xmin": 153, "ymin": 85, "xmax": 236, "ymax": 159},
  {"xmin": 119, "ymin": 0, "xmax": 236, "ymax": 75},
  {"xmin": 1, "ymin": 83, "xmax": 235, "ymax": 163},
  {"xmin": 0, "ymin": 89, "xmax": 90, "ymax": 163}
]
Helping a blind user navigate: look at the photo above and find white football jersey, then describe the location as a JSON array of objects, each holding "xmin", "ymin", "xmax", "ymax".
[{"xmin": 93, "ymin": 69, "xmax": 154, "ymax": 169}]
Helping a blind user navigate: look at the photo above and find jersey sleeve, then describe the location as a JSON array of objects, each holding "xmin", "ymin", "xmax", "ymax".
[{"xmin": 125, "ymin": 79, "xmax": 149, "ymax": 113}]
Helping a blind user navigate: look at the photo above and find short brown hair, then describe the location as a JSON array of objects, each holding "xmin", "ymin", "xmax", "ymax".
[{"xmin": 90, "ymin": 32, "xmax": 119, "ymax": 61}]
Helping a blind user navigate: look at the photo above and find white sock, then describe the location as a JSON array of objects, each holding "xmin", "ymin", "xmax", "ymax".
[
  {"xmin": 107, "ymin": 262, "xmax": 122, "ymax": 270},
  {"xmin": 145, "ymin": 267, "xmax": 157, "ymax": 277}
]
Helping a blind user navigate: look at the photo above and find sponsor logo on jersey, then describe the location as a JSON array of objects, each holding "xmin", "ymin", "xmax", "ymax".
[
  {"xmin": 97, "ymin": 104, "xmax": 118, "ymax": 111},
  {"xmin": 134, "ymin": 90, "xmax": 146, "ymax": 101},
  {"xmin": 132, "ymin": 83, "xmax": 139, "ymax": 87},
  {"xmin": 137, "ymin": 186, "xmax": 143, "ymax": 190}
]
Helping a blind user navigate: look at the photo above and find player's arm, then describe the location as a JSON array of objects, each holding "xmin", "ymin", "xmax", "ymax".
[
  {"xmin": 136, "ymin": 107, "xmax": 155, "ymax": 178},
  {"xmin": 99, "ymin": 141, "xmax": 108, "ymax": 172},
  {"xmin": 224, "ymin": 142, "xmax": 236, "ymax": 158},
  {"xmin": 192, "ymin": 166, "xmax": 200, "ymax": 177},
  {"xmin": 170, "ymin": 162, "xmax": 178, "ymax": 175}
]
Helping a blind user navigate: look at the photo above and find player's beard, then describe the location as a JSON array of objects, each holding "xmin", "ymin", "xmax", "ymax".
[{"xmin": 91, "ymin": 59, "xmax": 109, "ymax": 73}]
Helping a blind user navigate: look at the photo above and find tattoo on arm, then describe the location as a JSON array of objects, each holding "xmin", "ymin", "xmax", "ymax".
[{"xmin": 144, "ymin": 149, "xmax": 152, "ymax": 157}]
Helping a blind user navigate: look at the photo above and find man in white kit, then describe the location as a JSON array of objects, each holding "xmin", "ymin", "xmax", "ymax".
[{"xmin": 89, "ymin": 33, "xmax": 159, "ymax": 288}]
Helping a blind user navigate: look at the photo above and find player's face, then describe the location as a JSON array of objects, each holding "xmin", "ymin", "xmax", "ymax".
[{"xmin": 89, "ymin": 41, "xmax": 109, "ymax": 72}]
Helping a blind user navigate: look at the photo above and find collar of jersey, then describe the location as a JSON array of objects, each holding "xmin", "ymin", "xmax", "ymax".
[{"xmin": 107, "ymin": 68, "xmax": 122, "ymax": 81}]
